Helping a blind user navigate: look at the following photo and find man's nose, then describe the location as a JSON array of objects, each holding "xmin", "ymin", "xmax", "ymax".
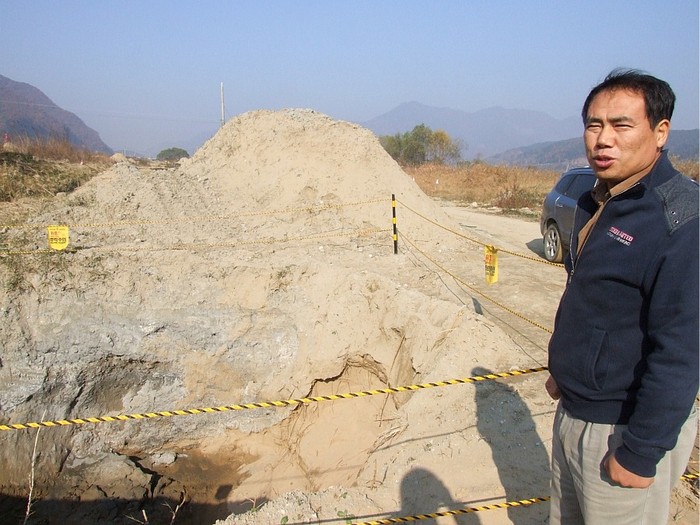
[{"xmin": 595, "ymin": 124, "xmax": 614, "ymax": 148}]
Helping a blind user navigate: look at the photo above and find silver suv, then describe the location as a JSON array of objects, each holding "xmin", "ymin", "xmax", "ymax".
[{"xmin": 539, "ymin": 167, "xmax": 596, "ymax": 263}]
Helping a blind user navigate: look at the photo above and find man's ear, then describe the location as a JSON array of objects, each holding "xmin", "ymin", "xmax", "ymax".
[{"xmin": 655, "ymin": 119, "xmax": 670, "ymax": 149}]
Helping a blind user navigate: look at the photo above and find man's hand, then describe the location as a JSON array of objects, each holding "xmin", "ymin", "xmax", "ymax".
[
  {"xmin": 545, "ymin": 375, "xmax": 561, "ymax": 400},
  {"xmin": 604, "ymin": 453, "xmax": 655, "ymax": 488}
]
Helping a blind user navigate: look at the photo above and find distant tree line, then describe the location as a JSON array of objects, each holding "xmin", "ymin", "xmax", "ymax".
[
  {"xmin": 156, "ymin": 147, "xmax": 189, "ymax": 161},
  {"xmin": 379, "ymin": 124, "xmax": 463, "ymax": 166}
]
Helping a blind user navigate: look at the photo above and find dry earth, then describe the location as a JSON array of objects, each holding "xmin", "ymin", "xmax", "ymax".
[{"xmin": 0, "ymin": 110, "xmax": 696, "ymax": 525}]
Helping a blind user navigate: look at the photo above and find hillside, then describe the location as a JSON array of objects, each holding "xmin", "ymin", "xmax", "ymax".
[
  {"xmin": 0, "ymin": 74, "xmax": 112, "ymax": 154},
  {"xmin": 488, "ymin": 129, "xmax": 700, "ymax": 170}
]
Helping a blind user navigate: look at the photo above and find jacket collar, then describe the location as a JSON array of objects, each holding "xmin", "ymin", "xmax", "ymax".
[{"xmin": 638, "ymin": 150, "xmax": 677, "ymax": 190}]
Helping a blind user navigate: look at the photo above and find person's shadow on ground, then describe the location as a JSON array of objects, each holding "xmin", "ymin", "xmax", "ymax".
[
  {"xmin": 396, "ymin": 467, "xmax": 481, "ymax": 525},
  {"xmin": 472, "ymin": 366, "xmax": 550, "ymax": 524}
]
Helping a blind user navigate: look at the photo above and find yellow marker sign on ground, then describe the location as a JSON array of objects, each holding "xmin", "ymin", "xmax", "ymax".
[
  {"xmin": 485, "ymin": 245, "xmax": 498, "ymax": 284},
  {"xmin": 48, "ymin": 225, "xmax": 69, "ymax": 251}
]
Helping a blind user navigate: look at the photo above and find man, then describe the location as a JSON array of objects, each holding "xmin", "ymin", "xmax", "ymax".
[{"xmin": 545, "ymin": 69, "xmax": 698, "ymax": 524}]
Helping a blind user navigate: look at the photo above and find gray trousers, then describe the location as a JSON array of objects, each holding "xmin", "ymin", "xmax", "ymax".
[{"xmin": 550, "ymin": 402, "xmax": 697, "ymax": 525}]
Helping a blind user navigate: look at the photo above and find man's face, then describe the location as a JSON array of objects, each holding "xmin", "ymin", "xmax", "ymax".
[{"xmin": 584, "ymin": 89, "xmax": 669, "ymax": 188}]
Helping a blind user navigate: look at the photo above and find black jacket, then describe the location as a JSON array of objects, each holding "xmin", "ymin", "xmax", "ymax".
[{"xmin": 548, "ymin": 152, "xmax": 699, "ymax": 477}]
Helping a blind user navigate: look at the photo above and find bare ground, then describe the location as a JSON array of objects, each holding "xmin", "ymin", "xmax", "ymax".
[{"xmin": 0, "ymin": 110, "xmax": 696, "ymax": 525}]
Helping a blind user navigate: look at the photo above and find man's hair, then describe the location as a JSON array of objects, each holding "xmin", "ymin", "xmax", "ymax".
[{"xmin": 582, "ymin": 68, "xmax": 675, "ymax": 128}]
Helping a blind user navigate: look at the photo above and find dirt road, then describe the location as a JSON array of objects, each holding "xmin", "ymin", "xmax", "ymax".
[{"xmin": 440, "ymin": 206, "xmax": 567, "ymax": 366}]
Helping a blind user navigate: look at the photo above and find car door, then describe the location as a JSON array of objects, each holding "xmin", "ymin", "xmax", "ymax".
[{"xmin": 558, "ymin": 171, "xmax": 596, "ymax": 246}]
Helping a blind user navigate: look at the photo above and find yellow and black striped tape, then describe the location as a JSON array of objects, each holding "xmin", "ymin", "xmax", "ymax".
[
  {"xmin": 354, "ymin": 474, "xmax": 699, "ymax": 524},
  {"xmin": 0, "ymin": 366, "xmax": 547, "ymax": 432},
  {"xmin": 354, "ymin": 496, "xmax": 550, "ymax": 524}
]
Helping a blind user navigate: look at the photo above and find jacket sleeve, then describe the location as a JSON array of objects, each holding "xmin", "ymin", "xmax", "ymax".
[{"xmin": 614, "ymin": 215, "xmax": 699, "ymax": 477}]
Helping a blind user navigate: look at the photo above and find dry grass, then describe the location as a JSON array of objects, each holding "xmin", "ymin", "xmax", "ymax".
[
  {"xmin": 6, "ymin": 135, "xmax": 109, "ymax": 164},
  {"xmin": 0, "ymin": 137, "xmax": 112, "ymax": 202},
  {"xmin": 406, "ymin": 157, "xmax": 699, "ymax": 215},
  {"xmin": 404, "ymin": 162, "xmax": 559, "ymax": 213},
  {"xmin": 673, "ymin": 157, "xmax": 699, "ymax": 182}
]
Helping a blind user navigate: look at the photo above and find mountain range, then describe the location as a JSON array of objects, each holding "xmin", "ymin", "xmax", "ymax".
[
  {"xmin": 360, "ymin": 101, "xmax": 699, "ymax": 170},
  {"xmin": 486, "ymin": 130, "xmax": 700, "ymax": 171},
  {"xmin": 1, "ymin": 75, "xmax": 696, "ymax": 168},
  {"xmin": 0, "ymin": 74, "xmax": 112, "ymax": 154},
  {"xmin": 361, "ymin": 101, "xmax": 583, "ymax": 160}
]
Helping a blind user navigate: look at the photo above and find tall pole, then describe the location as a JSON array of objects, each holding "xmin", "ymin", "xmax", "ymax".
[{"xmin": 220, "ymin": 82, "xmax": 225, "ymax": 128}]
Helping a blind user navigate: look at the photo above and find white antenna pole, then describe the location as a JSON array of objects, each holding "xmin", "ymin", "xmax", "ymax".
[{"xmin": 220, "ymin": 82, "xmax": 225, "ymax": 128}]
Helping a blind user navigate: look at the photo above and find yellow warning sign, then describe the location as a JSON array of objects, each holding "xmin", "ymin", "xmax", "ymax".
[
  {"xmin": 47, "ymin": 225, "xmax": 69, "ymax": 251},
  {"xmin": 485, "ymin": 245, "xmax": 498, "ymax": 284}
]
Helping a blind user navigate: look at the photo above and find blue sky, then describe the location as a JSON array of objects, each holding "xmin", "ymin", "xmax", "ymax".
[{"xmin": 2, "ymin": 1, "xmax": 698, "ymax": 156}]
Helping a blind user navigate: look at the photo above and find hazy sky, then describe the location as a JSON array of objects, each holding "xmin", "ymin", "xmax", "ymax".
[{"xmin": 2, "ymin": 1, "xmax": 698, "ymax": 155}]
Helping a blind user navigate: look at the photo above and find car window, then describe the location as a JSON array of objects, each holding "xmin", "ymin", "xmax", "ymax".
[
  {"xmin": 554, "ymin": 175, "xmax": 575, "ymax": 194},
  {"xmin": 563, "ymin": 173, "xmax": 596, "ymax": 199}
]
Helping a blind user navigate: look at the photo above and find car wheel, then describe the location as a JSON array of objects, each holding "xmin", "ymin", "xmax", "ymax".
[{"xmin": 543, "ymin": 223, "xmax": 564, "ymax": 263}]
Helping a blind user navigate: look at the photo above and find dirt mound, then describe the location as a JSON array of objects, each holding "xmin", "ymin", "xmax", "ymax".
[{"xmin": 0, "ymin": 109, "xmax": 553, "ymax": 524}]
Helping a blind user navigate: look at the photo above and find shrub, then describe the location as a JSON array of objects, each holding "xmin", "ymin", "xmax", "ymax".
[
  {"xmin": 379, "ymin": 125, "xmax": 462, "ymax": 165},
  {"xmin": 156, "ymin": 147, "xmax": 189, "ymax": 162}
]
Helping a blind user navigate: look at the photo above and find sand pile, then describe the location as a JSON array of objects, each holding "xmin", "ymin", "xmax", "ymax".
[{"xmin": 0, "ymin": 109, "xmax": 552, "ymax": 524}]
